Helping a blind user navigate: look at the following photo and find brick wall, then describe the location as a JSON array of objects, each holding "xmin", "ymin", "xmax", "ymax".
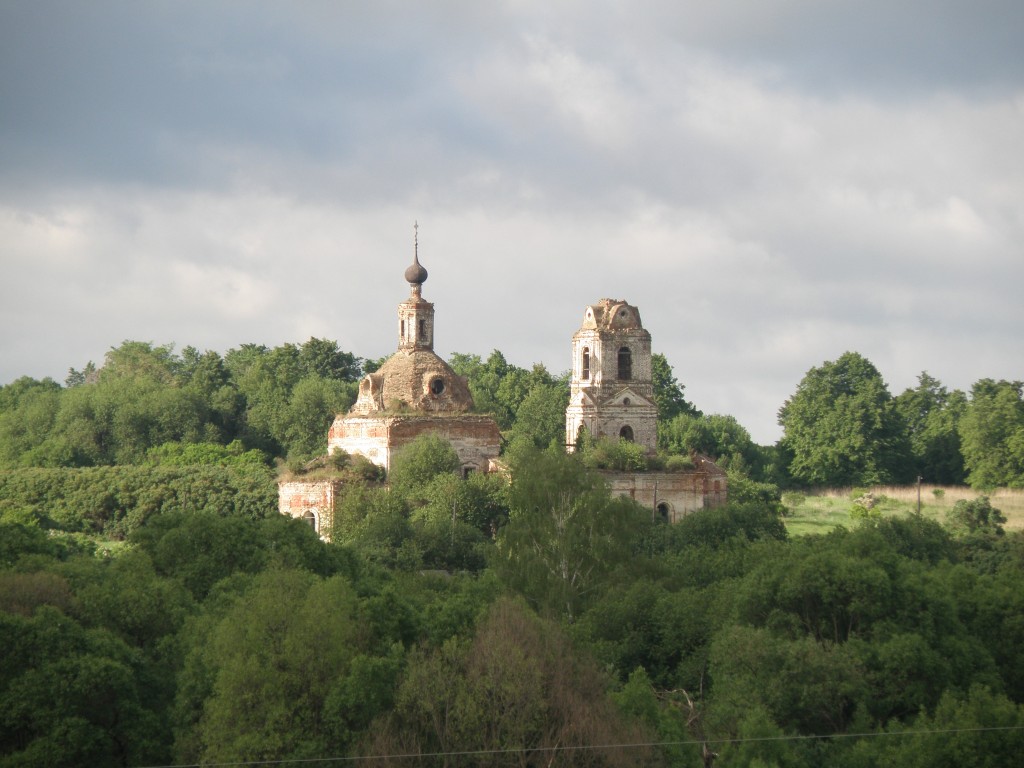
[{"xmin": 278, "ymin": 479, "xmax": 343, "ymax": 539}]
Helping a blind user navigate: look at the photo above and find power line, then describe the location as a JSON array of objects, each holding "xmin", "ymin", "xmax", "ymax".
[{"xmin": 135, "ymin": 724, "xmax": 1024, "ymax": 768}]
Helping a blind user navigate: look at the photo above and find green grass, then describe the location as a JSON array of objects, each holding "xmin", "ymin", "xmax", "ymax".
[{"xmin": 781, "ymin": 485, "xmax": 1024, "ymax": 537}]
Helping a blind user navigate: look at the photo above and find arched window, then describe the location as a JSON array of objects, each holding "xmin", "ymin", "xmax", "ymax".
[
  {"xmin": 581, "ymin": 347, "xmax": 590, "ymax": 380},
  {"xmin": 302, "ymin": 510, "xmax": 317, "ymax": 532},
  {"xmin": 400, "ymin": 320, "xmax": 406, "ymax": 340},
  {"xmin": 418, "ymin": 319, "xmax": 425, "ymax": 339},
  {"xmin": 619, "ymin": 425, "xmax": 634, "ymax": 442},
  {"xmin": 618, "ymin": 347, "xmax": 632, "ymax": 380},
  {"xmin": 657, "ymin": 502, "xmax": 670, "ymax": 522}
]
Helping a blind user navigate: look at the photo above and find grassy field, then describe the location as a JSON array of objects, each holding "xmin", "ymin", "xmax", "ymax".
[{"xmin": 781, "ymin": 485, "xmax": 1024, "ymax": 537}]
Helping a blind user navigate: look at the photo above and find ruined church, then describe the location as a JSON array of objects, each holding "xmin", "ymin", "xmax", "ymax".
[{"xmin": 279, "ymin": 238, "xmax": 725, "ymax": 538}]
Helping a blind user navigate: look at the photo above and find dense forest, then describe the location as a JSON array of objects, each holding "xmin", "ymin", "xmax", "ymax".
[{"xmin": 2, "ymin": 339, "xmax": 1023, "ymax": 766}]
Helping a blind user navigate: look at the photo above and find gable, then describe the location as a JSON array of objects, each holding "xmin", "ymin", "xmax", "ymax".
[
  {"xmin": 602, "ymin": 387, "xmax": 655, "ymax": 409},
  {"xmin": 570, "ymin": 389, "xmax": 597, "ymax": 408}
]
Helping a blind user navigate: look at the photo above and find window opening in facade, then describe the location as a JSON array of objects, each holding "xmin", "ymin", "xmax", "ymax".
[
  {"xmin": 430, "ymin": 377, "xmax": 446, "ymax": 395},
  {"xmin": 619, "ymin": 425, "xmax": 634, "ymax": 441},
  {"xmin": 657, "ymin": 502, "xmax": 670, "ymax": 521},
  {"xmin": 302, "ymin": 510, "xmax": 317, "ymax": 532},
  {"xmin": 581, "ymin": 347, "xmax": 590, "ymax": 380},
  {"xmin": 618, "ymin": 347, "xmax": 632, "ymax": 380}
]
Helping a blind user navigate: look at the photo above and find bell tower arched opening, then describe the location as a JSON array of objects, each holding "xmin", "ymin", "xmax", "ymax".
[{"xmin": 618, "ymin": 347, "xmax": 632, "ymax": 380}]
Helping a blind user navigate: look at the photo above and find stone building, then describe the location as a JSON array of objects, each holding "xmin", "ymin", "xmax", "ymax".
[
  {"xmin": 327, "ymin": 245, "xmax": 502, "ymax": 475},
  {"xmin": 565, "ymin": 297, "xmax": 727, "ymax": 521},
  {"xmin": 603, "ymin": 456, "xmax": 727, "ymax": 523},
  {"xmin": 279, "ymin": 236, "xmax": 725, "ymax": 539},
  {"xmin": 565, "ymin": 299, "xmax": 658, "ymax": 451},
  {"xmin": 278, "ymin": 238, "xmax": 502, "ymax": 538},
  {"xmin": 278, "ymin": 478, "xmax": 344, "ymax": 540}
]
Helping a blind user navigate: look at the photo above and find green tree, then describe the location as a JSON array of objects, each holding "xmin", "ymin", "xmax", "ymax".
[
  {"xmin": 494, "ymin": 447, "xmax": 648, "ymax": 621},
  {"xmin": 179, "ymin": 347, "xmax": 246, "ymax": 442},
  {"xmin": 450, "ymin": 350, "xmax": 514, "ymax": 426},
  {"xmin": 225, "ymin": 340, "xmax": 359, "ymax": 458},
  {"xmin": 944, "ymin": 496, "xmax": 1006, "ymax": 538},
  {"xmin": 844, "ymin": 685, "xmax": 1024, "ymax": 768},
  {"xmin": 958, "ymin": 379, "xmax": 1024, "ymax": 489},
  {"xmin": 131, "ymin": 510, "xmax": 348, "ymax": 600},
  {"xmin": 778, "ymin": 352, "xmax": 910, "ymax": 486},
  {"xmin": 387, "ymin": 434, "xmax": 461, "ymax": 494},
  {"xmin": 99, "ymin": 340, "xmax": 180, "ymax": 382},
  {"xmin": 366, "ymin": 598, "xmax": 656, "ymax": 767},
  {"xmin": 0, "ymin": 607, "xmax": 170, "ymax": 765},
  {"xmin": 506, "ymin": 377, "xmax": 570, "ymax": 449},
  {"xmin": 449, "ymin": 350, "xmax": 554, "ymax": 431},
  {"xmin": 0, "ymin": 377, "xmax": 63, "ymax": 468},
  {"xmin": 651, "ymin": 352, "xmax": 699, "ymax": 423},
  {"xmin": 659, "ymin": 412, "xmax": 765, "ymax": 475},
  {"xmin": 709, "ymin": 625, "xmax": 868, "ymax": 736},
  {"xmin": 409, "ymin": 471, "xmax": 510, "ymax": 571},
  {"xmin": 297, "ymin": 337, "xmax": 362, "ymax": 382},
  {"xmin": 279, "ymin": 375, "xmax": 354, "ymax": 460},
  {"xmin": 894, "ymin": 372, "xmax": 966, "ymax": 484},
  {"xmin": 179, "ymin": 570, "xmax": 389, "ymax": 764}
]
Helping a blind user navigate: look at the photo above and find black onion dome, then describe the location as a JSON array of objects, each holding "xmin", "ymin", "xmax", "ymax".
[{"xmin": 404, "ymin": 253, "xmax": 428, "ymax": 286}]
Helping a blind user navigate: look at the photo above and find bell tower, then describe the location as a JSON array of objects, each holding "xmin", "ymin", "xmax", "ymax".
[
  {"xmin": 565, "ymin": 298, "xmax": 657, "ymax": 452},
  {"xmin": 398, "ymin": 223, "xmax": 434, "ymax": 351}
]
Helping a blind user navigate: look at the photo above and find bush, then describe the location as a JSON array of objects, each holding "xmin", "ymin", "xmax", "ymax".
[
  {"xmin": 350, "ymin": 454, "xmax": 386, "ymax": 482},
  {"xmin": 671, "ymin": 501, "xmax": 788, "ymax": 549},
  {"xmin": 580, "ymin": 437, "xmax": 649, "ymax": 472},
  {"xmin": 388, "ymin": 435, "xmax": 461, "ymax": 492},
  {"xmin": 665, "ymin": 454, "xmax": 695, "ymax": 472},
  {"xmin": 945, "ymin": 496, "xmax": 1006, "ymax": 537},
  {"xmin": 726, "ymin": 471, "xmax": 783, "ymax": 508},
  {"xmin": 0, "ymin": 465, "xmax": 278, "ymax": 538},
  {"xmin": 850, "ymin": 503, "xmax": 881, "ymax": 524}
]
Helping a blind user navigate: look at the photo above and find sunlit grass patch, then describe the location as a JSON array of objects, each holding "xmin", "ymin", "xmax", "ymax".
[{"xmin": 782, "ymin": 485, "xmax": 1024, "ymax": 536}]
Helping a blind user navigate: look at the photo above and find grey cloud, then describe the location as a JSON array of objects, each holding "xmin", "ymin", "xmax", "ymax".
[{"xmin": 1, "ymin": 1, "xmax": 1022, "ymax": 446}]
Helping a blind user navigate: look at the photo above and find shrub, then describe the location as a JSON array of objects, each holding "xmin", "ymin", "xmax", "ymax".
[
  {"xmin": 850, "ymin": 503, "xmax": 881, "ymax": 524},
  {"xmin": 580, "ymin": 437, "xmax": 649, "ymax": 472},
  {"xmin": 945, "ymin": 496, "xmax": 1006, "ymax": 537},
  {"xmin": 388, "ymin": 435, "xmax": 461, "ymax": 492},
  {"xmin": 0, "ymin": 465, "xmax": 277, "ymax": 538},
  {"xmin": 350, "ymin": 454, "xmax": 385, "ymax": 483},
  {"xmin": 665, "ymin": 454, "xmax": 695, "ymax": 472}
]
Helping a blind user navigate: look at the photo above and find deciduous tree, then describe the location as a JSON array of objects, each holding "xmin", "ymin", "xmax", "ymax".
[
  {"xmin": 651, "ymin": 352, "xmax": 699, "ymax": 423},
  {"xmin": 894, "ymin": 372, "xmax": 966, "ymax": 484},
  {"xmin": 958, "ymin": 379, "xmax": 1024, "ymax": 489},
  {"xmin": 495, "ymin": 447, "xmax": 647, "ymax": 621},
  {"xmin": 778, "ymin": 352, "xmax": 909, "ymax": 486}
]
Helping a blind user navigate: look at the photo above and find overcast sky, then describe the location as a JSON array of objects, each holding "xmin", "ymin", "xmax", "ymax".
[{"xmin": 1, "ymin": 1, "xmax": 1021, "ymax": 444}]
